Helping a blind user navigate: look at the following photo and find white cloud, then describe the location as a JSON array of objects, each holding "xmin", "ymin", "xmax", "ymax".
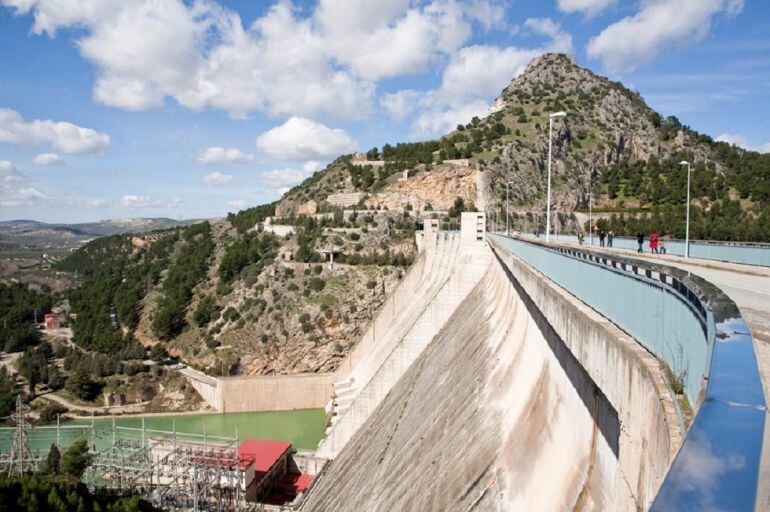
[
  {"xmin": 121, "ymin": 194, "xmax": 180, "ymax": 209},
  {"xmin": 314, "ymin": 0, "xmax": 504, "ymax": 81},
  {"xmin": 0, "ymin": 160, "xmax": 28, "ymax": 183},
  {"xmin": 256, "ymin": 117, "xmax": 356, "ymax": 161},
  {"xmin": 413, "ymin": 100, "xmax": 490, "ymax": 138},
  {"xmin": 716, "ymin": 133, "xmax": 770, "ymax": 153},
  {"xmin": 0, "ymin": 187, "xmax": 46, "ymax": 207},
  {"xmin": 0, "ymin": 107, "xmax": 109, "ymax": 154},
  {"xmin": 380, "ymin": 90, "xmax": 421, "ymax": 123},
  {"xmin": 302, "ymin": 160, "xmax": 323, "ymax": 173},
  {"xmin": 32, "ymin": 153, "xmax": 64, "ymax": 166},
  {"xmin": 261, "ymin": 166, "xmax": 316, "ymax": 189},
  {"xmin": 406, "ymin": 17, "xmax": 572, "ymax": 137},
  {"xmin": 2, "ymin": 0, "xmax": 506, "ymax": 121},
  {"xmin": 88, "ymin": 198, "xmax": 108, "ymax": 208},
  {"xmin": 557, "ymin": 0, "xmax": 616, "ymax": 16},
  {"xmin": 227, "ymin": 199, "xmax": 247, "ymax": 210},
  {"xmin": 3, "ymin": 0, "xmax": 374, "ymax": 121},
  {"xmin": 197, "ymin": 147, "xmax": 255, "ymax": 165},
  {"xmin": 202, "ymin": 171, "xmax": 234, "ymax": 187},
  {"xmin": 587, "ymin": 0, "xmax": 745, "ymax": 74}
]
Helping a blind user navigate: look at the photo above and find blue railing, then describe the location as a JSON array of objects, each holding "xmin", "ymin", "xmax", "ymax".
[
  {"xmin": 532, "ymin": 233, "xmax": 770, "ymax": 267},
  {"xmin": 490, "ymin": 234, "xmax": 766, "ymax": 511}
]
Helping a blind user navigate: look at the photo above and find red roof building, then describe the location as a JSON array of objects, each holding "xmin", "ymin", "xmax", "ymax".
[{"xmin": 239, "ymin": 439, "xmax": 292, "ymax": 502}]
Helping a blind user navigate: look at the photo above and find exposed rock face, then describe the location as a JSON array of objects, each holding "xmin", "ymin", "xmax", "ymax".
[
  {"xmin": 369, "ymin": 163, "xmax": 477, "ymax": 211},
  {"xmin": 485, "ymin": 53, "xmax": 666, "ymax": 211}
]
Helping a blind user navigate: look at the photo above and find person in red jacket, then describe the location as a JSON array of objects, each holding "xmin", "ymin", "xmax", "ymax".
[{"xmin": 649, "ymin": 232, "xmax": 659, "ymax": 254}]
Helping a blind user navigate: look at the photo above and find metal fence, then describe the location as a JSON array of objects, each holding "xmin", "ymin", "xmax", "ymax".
[{"xmin": 490, "ymin": 233, "xmax": 767, "ymax": 511}]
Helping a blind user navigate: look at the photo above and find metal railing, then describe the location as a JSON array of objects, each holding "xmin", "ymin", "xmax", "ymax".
[
  {"xmin": 525, "ymin": 232, "xmax": 770, "ymax": 267},
  {"xmin": 490, "ymin": 233, "xmax": 766, "ymax": 511}
]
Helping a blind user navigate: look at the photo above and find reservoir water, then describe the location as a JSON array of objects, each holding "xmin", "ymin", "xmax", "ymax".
[{"xmin": 0, "ymin": 408, "xmax": 325, "ymax": 454}]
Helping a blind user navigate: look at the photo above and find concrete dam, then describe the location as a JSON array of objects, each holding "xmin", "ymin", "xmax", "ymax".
[{"xmin": 296, "ymin": 211, "xmax": 768, "ymax": 511}]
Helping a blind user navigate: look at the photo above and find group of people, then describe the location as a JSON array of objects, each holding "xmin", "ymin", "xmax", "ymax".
[
  {"xmin": 636, "ymin": 231, "xmax": 666, "ymax": 254},
  {"xmin": 577, "ymin": 226, "xmax": 614, "ymax": 247},
  {"xmin": 577, "ymin": 226, "xmax": 668, "ymax": 255}
]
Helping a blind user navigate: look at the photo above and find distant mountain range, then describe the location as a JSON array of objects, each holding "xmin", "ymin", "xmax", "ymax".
[{"xmin": 0, "ymin": 217, "xmax": 204, "ymax": 244}]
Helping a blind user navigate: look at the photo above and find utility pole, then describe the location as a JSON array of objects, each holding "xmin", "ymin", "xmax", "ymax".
[
  {"xmin": 546, "ymin": 111, "xmax": 566, "ymax": 243},
  {"xmin": 680, "ymin": 160, "xmax": 692, "ymax": 258},
  {"xmin": 506, "ymin": 182, "xmax": 510, "ymax": 234},
  {"xmin": 589, "ymin": 172, "xmax": 593, "ymax": 246}
]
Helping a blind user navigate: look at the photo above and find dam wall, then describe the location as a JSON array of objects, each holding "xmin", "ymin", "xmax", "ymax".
[
  {"xmin": 316, "ymin": 220, "xmax": 491, "ymax": 458},
  {"xmin": 301, "ymin": 241, "xmax": 677, "ymax": 510},
  {"xmin": 217, "ymin": 373, "xmax": 335, "ymax": 412}
]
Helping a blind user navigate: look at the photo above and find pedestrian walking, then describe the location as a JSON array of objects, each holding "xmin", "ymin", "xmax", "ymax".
[
  {"xmin": 599, "ymin": 230, "xmax": 605, "ymax": 247},
  {"xmin": 607, "ymin": 230, "xmax": 614, "ymax": 247},
  {"xmin": 578, "ymin": 232, "xmax": 585, "ymax": 245},
  {"xmin": 659, "ymin": 235, "xmax": 667, "ymax": 254},
  {"xmin": 650, "ymin": 232, "xmax": 659, "ymax": 254},
  {"xmin": 636, "ymin": 231, "xmax": 644, "ymax": 253}
]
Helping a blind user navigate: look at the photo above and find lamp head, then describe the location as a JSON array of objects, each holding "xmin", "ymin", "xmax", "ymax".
[
  {"xmin": 550, "ymin": 111, "xmax": 567, "ymax": 118},
  {"xmin": 679, "ymin": 160, "xmax": 689, "ymax": 166}
]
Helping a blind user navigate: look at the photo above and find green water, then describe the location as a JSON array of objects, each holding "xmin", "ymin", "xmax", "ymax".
[{"xmin": 0, "ymin": 409, "xmax": 325, "ymax": 454}]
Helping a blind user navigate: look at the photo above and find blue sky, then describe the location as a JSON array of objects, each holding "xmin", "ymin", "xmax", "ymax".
[{"xmin": 0, "ymin": 0, "xmax": 768, "ymax": 223}]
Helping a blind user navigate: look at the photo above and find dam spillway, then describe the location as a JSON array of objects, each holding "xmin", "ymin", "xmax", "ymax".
[{"xmin": 302, "ymin": 216, "xmax": 685, "ymax": 511}]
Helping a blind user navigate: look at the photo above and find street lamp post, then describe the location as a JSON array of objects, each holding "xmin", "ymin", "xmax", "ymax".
[
  {"xmin": 589, "ymin": 189, "xmax": 593, "ymax": 246},
  {"xmin": 680, "ymin": 160, "xmax": 692, "ymax": 258},
  {"xmin": 546, "ymin": 111, "xmax": 566, "ymax": 243},
  {"xmin": 505, "ymin": 181, "xmax": 514, "ymax": 234}
]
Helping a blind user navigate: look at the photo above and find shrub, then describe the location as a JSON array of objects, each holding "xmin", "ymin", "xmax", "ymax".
[
  {"xmin": 307, "ymin": 278, "xmax": 326, "ymax": 291},
  {"xmin": 39, "ymin": 403, "xmax": 67, "ymax": 424}
]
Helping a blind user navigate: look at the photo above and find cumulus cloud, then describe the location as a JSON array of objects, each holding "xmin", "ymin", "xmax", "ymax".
[
  {"xmin": 260, "ymin": 160, "xmax": 324, "ymax": 191},
  {"xmin": 0, "ymin": 160, "xmax": 28, "ymax": 183},
  {"xmin": 314, "ymin": 0, "xmax": 504, "ymax": 81},
  {"xmin": 202, "ymin": 171, "xmax": 234, "ymax": 186},
  {"xmin": 227, "ymin": 199, "xmax": 247, "ymax": 210},
  {"xmin": 197, "ymin": 147, "xmax": 254, "ymax": 165},
  {"xmin": 0, "ymin": 107, "xmax": 109, "ymax": 154},
  {"xmin": 256, "ymin": 117, "xmax": 356, "ymax": 161},
  {"xmin": 0, "ymin": 187, "xmax": 46, "ymax": 207},
  {"xmin": 557, "ymin": 0, "xmax": 616, "ymax": 16},
  {"xmin": 405, "ymin": 17, "xmax": 572, "ymax": 137},
  {"xmin": 2, "ymin": 0, "xmax": 505, "ymax": 121},
  {"xmin": 2, "ymin": 0, "xmax": 373, "ymax": 120},
  {"xmin": 587, "ymin": 0, "xmax": 745, "ymax": 74},
  {"xmin": 32, "ymin": 153, "xmax": 64, "ymax": 166},
  {"xmin": 380, "ymin": 90, "xmax": 421, "ymax": 123},
  {"xmin": 716, "ymin": 133, "xmax": 770, "ymax": 153}
]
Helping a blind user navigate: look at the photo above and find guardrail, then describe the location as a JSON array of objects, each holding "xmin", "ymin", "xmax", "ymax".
[
  {"xmin": 528, "ymin": 233, "xmax": 770, "ymax": 267},
  {"xmin": 489, "ymin": 233, "xmax": 766, "ymax": 511}
]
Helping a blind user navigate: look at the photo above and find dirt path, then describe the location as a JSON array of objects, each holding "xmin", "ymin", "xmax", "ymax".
[{"xmin": 39, "ymin": 392, "xmax": 148, "ymax": 414}]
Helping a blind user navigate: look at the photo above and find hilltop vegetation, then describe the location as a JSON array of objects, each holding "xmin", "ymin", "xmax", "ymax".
[
  {"xmin": 0, "ymin": 283, "xmax": 52, "ymax": 353},
  {"xmin": 55, "ymin": 204, "xmax": 417, "ymax": 376}
]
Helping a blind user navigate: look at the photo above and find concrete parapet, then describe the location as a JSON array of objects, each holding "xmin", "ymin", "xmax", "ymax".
[{"xmin": 488, "ymin": 238, "xmax": 680, "ymax": 509}]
